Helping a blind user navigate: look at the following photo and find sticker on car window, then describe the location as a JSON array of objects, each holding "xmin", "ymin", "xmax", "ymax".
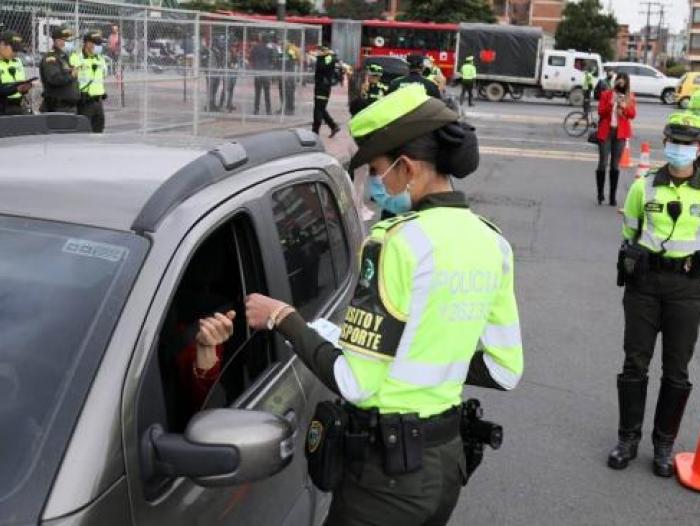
[{"xmin": 62, "ymin": 239, "xmax": 127, "ymax": 262}]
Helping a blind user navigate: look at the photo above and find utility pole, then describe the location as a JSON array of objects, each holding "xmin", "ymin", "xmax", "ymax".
[
  {"xmin": 277, "ymin": 0, "xmax": 286, "ymax": 21},
  {"xmin": 639, "ymin": 2, "xmax": 664, "ymax": 64}
]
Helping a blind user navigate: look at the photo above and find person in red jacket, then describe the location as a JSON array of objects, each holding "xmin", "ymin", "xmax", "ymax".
[{"xmin": 596, "ymin": 72, "xmax": 636, "ymax": 206}]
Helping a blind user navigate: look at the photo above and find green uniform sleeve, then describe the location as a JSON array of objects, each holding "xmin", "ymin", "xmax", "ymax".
[
  {"xmin": 41, "ymin": 55, "xmax": 73, "ymax": 87},
  {"xmin": 622, "ymin": 178, "xmax": 644, "ymax": 241},
  {"xmin": 476, "ymin": 237, "xmax": 523, "ymax": 390}
]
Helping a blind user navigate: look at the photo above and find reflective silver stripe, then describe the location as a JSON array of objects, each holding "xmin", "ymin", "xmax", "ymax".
[
  {"xmin": 639, "ymin": 231, "xmax": 661, "ymax": 251},
  {"xmin": 483, "ymin": 354, "xmax": 521, "ymax": 390},
  {"xmin": 333, "ymin": 355, "xmax": 372, "ymax": 403},
  {"xmin": 623, "ymin": 215, "xmax": 639, "ymax": 230},
  {"xmin": 643, "ymin": 176, "xmax": 657, "ymax": 241},
  {"xmin": 640, "ymin": 231, "xmax": 700, "ymax": 253},
  {"xmin": 480, "ymin": 323, "xmax": 522, "ymax": 349},
  {"xmin": 393, "ymin": 221, "xmax": 435, "ymax": 361},
  {"xmin": 389, "ymin": 360, "xmax": 470, "ymax": 386},
  {"xmin": 496, "ymin": 235, "xmax": 512, "ymax": 275}
]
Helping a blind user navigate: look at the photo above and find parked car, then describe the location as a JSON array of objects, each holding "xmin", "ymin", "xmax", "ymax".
[
  {"xmin": 675, "ymin": 72, "xmax": 700, "ymax": 109},
  {"xmin": 0, "ymin": 115, "xmax": 363, "ymax": 526},
  {"xmin": 603, "ymin": 62, "xmax": 677, "ymax": 104}
]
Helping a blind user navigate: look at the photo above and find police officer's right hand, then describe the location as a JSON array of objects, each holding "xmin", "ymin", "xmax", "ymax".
[{"xmin": 17, "ymin": 82, "xmax": 32, "ymax": 94}]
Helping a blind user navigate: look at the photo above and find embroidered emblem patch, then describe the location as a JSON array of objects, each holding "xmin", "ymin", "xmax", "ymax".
[{"xmin": 306, "ymin": 420, "xmax": 323, "ymax": 454}]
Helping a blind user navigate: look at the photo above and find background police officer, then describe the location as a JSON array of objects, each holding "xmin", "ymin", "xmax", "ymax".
[
  {"xmin": 460, "ymin": 56, "xmax": 477, "ymax": 107},
  {"xmin": 388, "ymin": 53, "xmax": 441, "ymax": 99},
  {"xmin": 312, "ymin": 45, "xmax": 340, "ymax": 138},
  {"xmin": 609, "ymin": 111, "xmax": 700, "ymax": 477},
  {"xmin": 0, "ymin": 30, "xmax": 32, "ymax": 116},
  {"xmin": 245, "ymin": 85, "xmax": 523, "ymax": 525},
  {"xmin": 362, "ymin": 64, "xmax": 387, "ymax": 103},
  {"xmin": 71, "ymin": 30, "xmax": 107, "ymax": 133},
  {"xmin": 39, "ymin": 26, "xmax": 80, "ymax": 113}
]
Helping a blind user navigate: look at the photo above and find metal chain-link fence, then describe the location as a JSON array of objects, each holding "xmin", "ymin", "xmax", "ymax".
[{"xmin": 1, "ymin": 0, "xmax": 321, "ymax": 136}]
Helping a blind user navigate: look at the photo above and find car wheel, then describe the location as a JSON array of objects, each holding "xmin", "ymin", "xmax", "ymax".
[
  {"xmin": 509, "ymin": 85, "xmax": 524, "ymax": 100},
  {"xmin": 485, "ymin": 82, "xmax": 505, "ymax": 102},
  {"xmin": 568, "ymin": 88, "xmax": 584, "ymax": 107},
  {"xmin": 679, "ymin": 97, "xmax": 690, "ymax": 110},
  {"xmin": 662, "ymin": 88, "xmax": 676, "ymax": 105}
]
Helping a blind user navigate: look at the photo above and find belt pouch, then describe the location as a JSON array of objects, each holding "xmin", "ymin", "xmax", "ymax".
[
  {"xmin": 379, "ymin": 414, "xmax": 405, "ymax": 476},
  {"xmin": 305, "ymin": 400, "xmax": 347, "ymax": 491},
  {"xmin": 401, "ymin": 414, "xmax": 424, "ymax": 473}
]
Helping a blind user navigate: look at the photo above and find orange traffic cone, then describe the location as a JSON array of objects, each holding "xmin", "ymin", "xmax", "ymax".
[
  {"xmin": 675, "ymin": 431, "xmax": 700, "ymax": 491},
  {"xmin": 620, "ymin": 139, "xmax": 632, "ymax": 169},
  {"xmin": 635, "ymin": 142, "xmax": 651, "ymax": 178}
]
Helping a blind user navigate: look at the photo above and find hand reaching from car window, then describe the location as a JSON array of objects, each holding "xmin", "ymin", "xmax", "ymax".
[{"xmin": 195, "ymin": 311, "xmax": 235, "ymax": 371}]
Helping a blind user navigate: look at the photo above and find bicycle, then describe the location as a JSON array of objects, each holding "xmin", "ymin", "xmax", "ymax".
[{"xmin": 563, "ymin": 104, "xmax": 597, "ymax": 138}]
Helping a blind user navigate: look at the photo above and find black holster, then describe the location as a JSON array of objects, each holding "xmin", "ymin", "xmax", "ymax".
[
  {"xmin": 617, "ymin": 242, "xmax": 649, "ymax": 286},
  {"xmin": 459, "ymin": 399, "xmax": 502, "ymax": 485},
  {"xmin": 305, "ymin": 400, "xmax": 348, "ymax": 492}
]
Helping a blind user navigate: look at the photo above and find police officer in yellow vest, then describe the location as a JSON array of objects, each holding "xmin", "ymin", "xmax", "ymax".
[
  {"xmin": 245, "ymin": 85, "xmax": 524, "ymax": 525},
  {"xmin": 363, "ymin": 64, "xmax": 388, "ymax": 103},
  {"xmin": 39, "ymin": 26, "xmax": 80, "ymax": 114},
  {"xmin": 71, "ymin": 30, "xmax": 107, "ymax": 133},
  {"xmin": 0, "ymin": 30, "xmax": 33, "ymax": 116},
  {"xmin": 460, "ymin": 56, "xmax": 477, "ymax": 107},
  {"xmin": 610, "ymin": 112, "xmax": 700, "ymax": 477}
]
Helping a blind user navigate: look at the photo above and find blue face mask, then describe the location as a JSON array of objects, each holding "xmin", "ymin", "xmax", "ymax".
[
  {"xmin": 664, "ymin": 142, "xmax": 698, "ymax": 169},
  {"xmin": 367, "ymin": 172, "xmax": 412, "ymax": 215},
  {"xmin": 94, "ymin": 45, "xmax": 103, "ymax": 55},
  {"xmin": 63, "ymin": 41, "xmax": 74, "ymax": 53}
]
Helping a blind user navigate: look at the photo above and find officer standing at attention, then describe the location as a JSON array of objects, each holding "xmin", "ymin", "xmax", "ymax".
[
  {"xmin": 460, "ymin": 56, "xmax": 477, "ymax": 107},
  {"xmin": 71, "ymin": 30, "xmax": 107, "ymax": 133},
  {"xmin": 39, "ymin": 26, "xmax": 80, "ymax": 114},
  {"xmin": 312, "ymin": 45, "xmax": 340, "ymax": 138},
  {"xmin": 0, "ymin": 30, "xmax": 33, "ymax": 116},
  {"xmin": 388, "ymin": 53, "xmax": 441, "ymax": 99},
  {"xmin": 609, "ymin": 111, "xmax": 700, "ymax": 477},
  {"xmin": 246, "ymin": 85, "xmax": 523, "ymax": 525}
]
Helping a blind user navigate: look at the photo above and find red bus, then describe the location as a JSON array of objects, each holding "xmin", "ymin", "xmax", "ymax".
[{"xmin": 217, "ymin": 13, "xmax": 459, "ymax": 77}]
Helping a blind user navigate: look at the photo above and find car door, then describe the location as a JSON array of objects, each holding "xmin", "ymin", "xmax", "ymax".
[
  {"xmin": 541, "ymin": 51, "xmax": 569, "ymax": 91},
  {"xmin": 123, "ymin": 197, "xmax": 310, "ymax": 526},
  {"xmin": 633, "ymin": 65, "xmax": 660, "ymax": 97}
]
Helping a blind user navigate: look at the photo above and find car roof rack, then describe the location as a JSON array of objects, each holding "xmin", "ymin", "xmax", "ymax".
[
  {"xmin": 0, "ymin": 114, "xmax": 91, "ymax": 138},
  {"xmin": 131, "ymin": 128, "xmax": 325, "ymax": 234}
]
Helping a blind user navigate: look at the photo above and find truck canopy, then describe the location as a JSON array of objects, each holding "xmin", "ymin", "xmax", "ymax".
[{"xmin": 457, "ymin": 23, "xmax": 542, "ymax": 83}]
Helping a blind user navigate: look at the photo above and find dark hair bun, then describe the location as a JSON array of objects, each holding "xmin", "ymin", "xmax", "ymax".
[{"xmin": 435, "ymin": 122, "xmax": 479, "ymax": 178}]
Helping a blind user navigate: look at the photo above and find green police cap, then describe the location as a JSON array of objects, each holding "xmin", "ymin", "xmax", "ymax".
[
  {"xmin": 83, "ymin": 30, "xmax": 103, "ymax": 45},
  {"xmin": 0, "ymin": 30, "xmax": 22, "ymax": 48},
  {"xmin": 51, "ymin": 26, "xmax": 74, "ymax": 40},
  {"xmin": 688, "ymin": 90, "xmax": 700, "ymax": 113},
  {"xmin": 664, "ymin": 112, "xmax": 700, "ymax": 143},
  {"xmin": 349, "ymin": 84, "xmax": 459, "ymax": 169},
  {"xmin": 465, "ymin": 56, "xmax": 474, "ymax": 62},
  {"xmin": 366, "ymin": 63, "xmax": 383, "ymax": 76}
]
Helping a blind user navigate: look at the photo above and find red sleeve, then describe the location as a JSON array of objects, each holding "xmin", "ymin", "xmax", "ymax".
[
  {"xmin": 598, "ymin": 90, "xmax": 612, "ymax": 118},
  {"xmin": 623, "ymin": 96, "xmax": 637, "ymax": 120},
  {"xmin": 176, "ymin": 342, "xmax": 224, "ymax": 412}
]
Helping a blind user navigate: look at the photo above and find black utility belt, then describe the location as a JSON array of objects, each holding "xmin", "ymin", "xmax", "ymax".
[
  {"xmin": 617, "ymin": 244, "xmax": 700, "ymax": 286},
  {"xmin": 80, "ymin": 95, "xmax": 104, "ymax": 102},
  {"xmin": 647, "ymin": 252, "xmax": 694, "ymax": 273}
]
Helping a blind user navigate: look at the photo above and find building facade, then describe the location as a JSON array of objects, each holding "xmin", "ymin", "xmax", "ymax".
[{"xmin": 689, "ymin": 0, "xmax": 700, "ymax": 70}]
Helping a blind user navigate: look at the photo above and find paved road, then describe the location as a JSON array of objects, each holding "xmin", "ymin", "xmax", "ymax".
[{"xmin": 431, "ymin": 96, "xmax": 700, "ymax": 526}]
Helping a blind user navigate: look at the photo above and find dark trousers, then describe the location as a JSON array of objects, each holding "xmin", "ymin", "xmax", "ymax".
[
  {"xmin": 40, "ymin": 99, "xmax": 76, "ymax": 114},
  {"xmin": 622, "ymin": 272, "xmax": 700, "ymax": 384},
  {"xmin": 219, "ymin": 76, "xmax": 237, "ymax": 110},
  {"xmin": 254, "ymin": 76, "xmax": 271, "ymax": 114},
  {"xmin": 77, "ymin": 99, "xmax": 105, "ymax": 133},
  {"xmin": 284, "ymin": 78, "xmax": 295, "ymax": 115},
  {"xmin": 312, "ymin": 95, "xmax": 337, "ymax": 134},
  {"xmin": 596, "ymin": 131, "xmax": 624, "ymax": 202},
  {"xmin": 324, "ymin": 437, "xmax": 465, "ymax": 526},
  {"xmin": 460, "ymin": 80, "xmax": 474, "ymax": 106}
]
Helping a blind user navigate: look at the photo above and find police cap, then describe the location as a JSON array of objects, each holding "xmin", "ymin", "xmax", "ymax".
[
  {"xmin": 406, "ymin": 53, "xmax": 424, "ymax": 69},
  {"xmin": 0, "ymin": 30, "xmax": 23, "ymax": 49},
  {"xmin": 83, "ymin": 30, "xmax": 103, "ymax": 45},
  {"xmin": 51, "ymin": 26, "xmax": 74, "ymax": 40},
  {"xmin": 366, "ymin": 63, "xmax": 383, "ymax": 76},
  {"xmin": 663, "ymin": 112, "xmax": 700, "ymax": 143}
]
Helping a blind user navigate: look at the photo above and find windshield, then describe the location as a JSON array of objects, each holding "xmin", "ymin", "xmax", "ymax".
[{"xmin": 0, "ymin": 216, "xmax": 147, "ymax": 524}]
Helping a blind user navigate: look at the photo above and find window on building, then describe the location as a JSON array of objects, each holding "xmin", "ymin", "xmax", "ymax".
[
  {"xmin": 691, "ymin": 34, "xmax": 700, "ymax": 51},
  {"xmin": 693, "ymin": 8, "xmax": 700, "ymax": 24},
  {"xmin": 272, "ymin": 182, "xmax": 350, "ymax": 319}
]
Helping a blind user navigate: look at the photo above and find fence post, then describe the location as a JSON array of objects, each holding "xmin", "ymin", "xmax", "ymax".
[
  {"xmin": 193, "ymin": 12, "xmax": 200, "ymax": 136},
  {"xmin": 280, "ymin": 28, "xmax": 287, "ymax": 124},
  {"xmin": 74, "ymin": 0, "xmax": 80, "ymax": 34},
  {"xmin": 241, "ymin": 25, "xmax": 247, "ymax": 125}
]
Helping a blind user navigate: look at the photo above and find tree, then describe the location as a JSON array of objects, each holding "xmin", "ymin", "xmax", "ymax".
[
  {"xmin": 182, "ymin": 0, "xmax": 314, "ymax": 16},
  {"xmin": 555, "ymin": 0, "xmax": 618, "ymax": 61},
  {"xmin": 326, "ymin": 0, "xmax": 384, "ymax": 20},
  {"xmin": 400, "ymin": 0, "xmax": 496, "ymax": 24}
]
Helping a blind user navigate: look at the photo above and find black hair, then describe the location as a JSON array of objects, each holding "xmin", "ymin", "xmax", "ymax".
[
  {"xmin": 388, "ymin": 122, "xmax": 479, "ymax": 179},
  {"xmin": 615, "ymin": 72, "xmax": 631, "ymax": 94}
]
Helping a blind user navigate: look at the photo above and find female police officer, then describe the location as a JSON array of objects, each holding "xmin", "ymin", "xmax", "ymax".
[
  {"xmin": 609, "ymin": 112, "xmax": 700, "ymax": 477},
  {"xmin": 246, "ymin": 85, "xmax": 523, "ymax": 525}
]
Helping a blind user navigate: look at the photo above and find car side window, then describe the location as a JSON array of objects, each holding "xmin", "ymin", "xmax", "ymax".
[
  {"xmin": 272, "ymin": 181, "xmax": 350, "ymax": 319},
  {"xmin": 634, "ymin": 66, "xmax": 656, "ymax": 77},
  {"xmin": 548, "ymin": 55, "xmax": 566, "ymax": 67},
  {"xmin": 155, "ymin": 214, "xmax": 274, "ymax": 433}
]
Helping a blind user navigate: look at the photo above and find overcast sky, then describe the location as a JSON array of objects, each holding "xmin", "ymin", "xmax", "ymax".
[{"xmin": 608, "ymin": 0, "xmax": 689, "ymax": 33}]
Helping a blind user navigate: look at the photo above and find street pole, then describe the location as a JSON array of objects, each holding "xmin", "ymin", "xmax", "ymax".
[
  {"xmin": 644, "ymin": 2, "xmax": 651, "ymax": 64},
  {"xmin": 277, "ymin": 0, "xmax": 286, "ymax": 21}
]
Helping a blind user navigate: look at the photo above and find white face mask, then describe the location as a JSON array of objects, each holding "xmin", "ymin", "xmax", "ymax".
[
  {"xmin": 63, "ymin": 41, "xmax": 75, "ymax": 53},
  {"xmin": 94, "ymin": 45, "xmax": 103, "ymax": 55}
]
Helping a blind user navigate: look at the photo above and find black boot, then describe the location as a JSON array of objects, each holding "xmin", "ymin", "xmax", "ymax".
[
  {"xmin": 609, "ymin": 169, "xmax": 620, "ymax": 207},
  {"xmin": 608, "ymin": 375, "xmax": 648, "ymax": 470},
  {"xmin": 596, "ymin": 170, "xmax": 605, "ymax": 205},
  {"xmin": 652, "ymin": 379, "xmax": 692, "ymax": 477}
]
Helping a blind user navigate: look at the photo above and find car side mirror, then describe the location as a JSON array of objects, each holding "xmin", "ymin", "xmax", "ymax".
[{"xmin": 141, "ymin": 409, "xmax": 294, "ymax": 488}]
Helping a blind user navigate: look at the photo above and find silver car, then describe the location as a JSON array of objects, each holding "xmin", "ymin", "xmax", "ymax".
[{"xmin": 0, "ymin": 117, "xmax": 363, "ymax": 525}]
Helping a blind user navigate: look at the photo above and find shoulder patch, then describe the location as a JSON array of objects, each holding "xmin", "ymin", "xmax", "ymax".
[
  {"xmin": 45, "ymin": 57, "xmax": 56, "ymax": 63},
  {"xmin": 371, "ymin": 212, "xmax": 420, "ymax": 234},
  {"xmin": 477, "ymin": 215, "xmax": 502, "ymax": 234}
]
